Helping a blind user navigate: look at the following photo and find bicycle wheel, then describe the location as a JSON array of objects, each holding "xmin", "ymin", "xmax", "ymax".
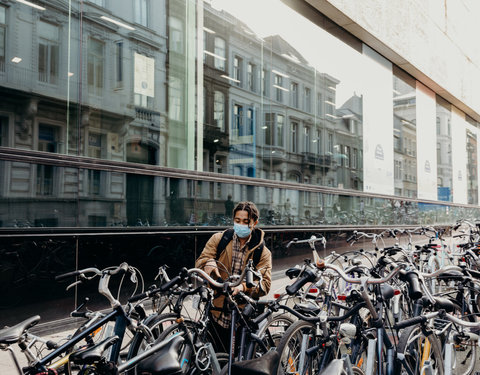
[
  {"xmin": 434, "ymin": 295, "xmax": 478, "ymax": 375},
  {"xmin": 154, "ymin": 321, "xmax": 225, "ymax": 375},
  {"xmin": 396, "ymin": 325, "xmax": 444, "ymax": 375},
  {"xmin": 276, "ymin": 320, "xmax": 329, "ymax": 375},
  {"xmin": 248, "ymin": 313, "xmax": 295, "ymax": 359}
]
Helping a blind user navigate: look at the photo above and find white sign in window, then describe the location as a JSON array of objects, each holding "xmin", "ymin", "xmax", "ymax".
[{"xmin": 134, "ymin": 52, "xmax": 154, "ymax": 97}]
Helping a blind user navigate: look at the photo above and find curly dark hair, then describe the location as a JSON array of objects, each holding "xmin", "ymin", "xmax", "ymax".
[{"xmin": 233, "ymin": 201, "xmax": 260, "ymax": 222}]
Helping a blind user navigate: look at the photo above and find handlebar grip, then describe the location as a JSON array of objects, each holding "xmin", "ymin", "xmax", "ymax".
[
  {"xmin": 159, "ymin": 275, "xmax": 182, "ymax": 292},
  {"xmin": 286, "ymin": 269, "xmax": 316, "ymax": 295},
  {"xmin": 55, "ymin": 270, "xmax": 81, "ymax": 281},
  {"xmin": 394, "ymin": 315, "xmax": 427, "ymax": 330},
  {"xmin": 107, "ymin": 263, "xmax": 129, "ymax": 276},
  {"xmin": 128, "ymin": 291, "xmax": 150, "ymax": 303},
  {"xmin": 246, "ymin": 269, "xmax": 255, "ymax": 288},
  {"xmin": 70, "ymin": 311, "xmax": 88, "ymax": 318},
  {"xmin": 402, "ymin": 271, "xmax": 423, "ymax": 300},
  {"xmin": 252, "ymin": 309, "xmax": 273, "ymax": 325}
]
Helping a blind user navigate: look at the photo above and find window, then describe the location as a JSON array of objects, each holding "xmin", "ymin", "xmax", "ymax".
[
  {"xmin": 169, "ymin": 17, "xmax": 183, "ymax": 53},
  {"xmin": 233, "ymin": 56, "xmax": 242, "ymax": 86},
  {"xmin": 437, "ymin": 143, "xmax": 441, "ymax": 164},
  {"xmin": 327, "ymin": 132, "xmax": 333, "ymax": 154},
  {"xmin": 247, "ymin": 63, "xmax": 255, "ymax": 91},
  {"xmin": 436, "ymin": 117, "xmax": 440, "ymax": 135},
  {"xmin": 37, "ymin": 124, "xmax": 60, "ymax": 196},
  {"xmin": 88, "ymin": 0, "xmax": 104, "ymax": 5},
  {"xmin": 315, "ymin": 129, "xmax": 322, "ymax": 154},
  {"xmin": 352, "ymin": 148, "xmax": 358, "ymax": 169},
  {"xmin": 115, "ymin": 41, "xmax": 123, "ymax": 88},
  {"xmin": 134, "ymin": 0, "xmax": 148, "ymax": 27},
  {"xmin": 394, "ymin": 160, "xmax": 402, "ymax": 180},
  {"xmin": 344, "ymin": 146, "xmax": 350, "ymax": 168},
  {"xmin": 304, "ymin": 87, "xmax": 311, "ymax": 112},
  {"xmin": 277, "ymin": 115, "xmax": 284, "ymax": 147},
  {"xmin": 233, "ymin": 104, "xmax": 243, "ymax": 138},
  {"xmin": 291, "ymin": 122, "xmax": 298, "ymax": 153},
  {"xmin": 87, "ymin": 38, "xmax": 104, "ymax": 95},
  {"xmin": 88, "ymin": 170, "xmax": 101, "ymax": 196},
  {"xmin": 304, "ymin": 126, "xmax": 310, "ymax": 153},
  {"xmin": 168, "ymin": 76, "xmax": 183, "ymax": 121},
  {"xmin": 316, "ymin": 93, "xmax": 322, "ymax": 116},
  {"xmin": 291, "ymin": 82, "xmax": 298, "ymax": 108},
  {"xmin": 246, "ymin": 108, "xmax": 254, "ymax": 136},
  {"xmin": 326, "ymin": 97, "xmax": 335, "ymax": 117},
  {"xmin": 214, "ymin": 37, "xmax": 225, "ymax": 70},
  {"xmin": 262, "ymin": 69, "xmax": 267, "ymax": 96},
  {"xmin": 88, "ymin": 133, "xmax": 102, "ymax": 158},
  {"xmin": 38, "ymin": 124, "xmax": 60, "ymax": 153},
  {"xmin": 38, "ymin": 21, "xmax": 59, "ymax": 84},
  {"xmin": 214, "ymin": 91, "xmax": 225, "ymax": 131},
  {"xmin": 264, "ymin": 114, "xmax": 273, "ymax": 145},
  {"xmin": 264, "ymin": 113, "xmax": 284, "ymax": 147},
  {"xmin": 274, "ymin": 74, "xmax": 283, "ymax": 102},
  {"xmin": 0, "ymin": 6, "xmax": 5, "ymax": 72}
]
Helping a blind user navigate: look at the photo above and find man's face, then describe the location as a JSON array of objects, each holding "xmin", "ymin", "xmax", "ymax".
[{"xmin": 234, "ymin": 210, "xmax": 254, "ymax": 227}]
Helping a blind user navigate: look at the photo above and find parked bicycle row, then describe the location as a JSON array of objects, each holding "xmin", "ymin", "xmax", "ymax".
[{"xmin": 2, "ymin": 218, "xmax": 480, "ymax": 375}]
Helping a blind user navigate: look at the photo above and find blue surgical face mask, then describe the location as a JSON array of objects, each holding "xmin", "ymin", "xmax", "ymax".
[{"xmin": 233, "ymin": 223, "xmax": 252, "ymax": 238}]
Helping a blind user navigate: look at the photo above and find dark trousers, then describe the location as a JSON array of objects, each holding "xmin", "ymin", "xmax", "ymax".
[{"xmin": 208, "ymin": 313, "xmax": 245, "ymax": 355}]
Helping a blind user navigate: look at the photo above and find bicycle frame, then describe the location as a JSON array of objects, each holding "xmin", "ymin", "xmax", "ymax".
[{"xmin": 23, "ymin": 305, "xmax": 131, "ymax": 374}]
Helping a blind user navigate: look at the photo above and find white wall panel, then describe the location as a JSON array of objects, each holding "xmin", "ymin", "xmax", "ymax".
[
  {"xmin": 362, "ymin": 45, "xmax": 394, "ymax": 195},
  {"xmin": 416, "ymin": 82, "xmax": 437, "ymax": 200},
  {"xmin": 451, "ymin": 107, "xmax": 467, "ymax": 204}
]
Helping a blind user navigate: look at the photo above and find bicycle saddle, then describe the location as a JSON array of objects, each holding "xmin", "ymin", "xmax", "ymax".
[
  {"xmin": 70, "ymin": 335, "xmax": 120, "ymax": 364},
  {"xmin": 136, "ymin": 335, "xmax": 184, "ymax": 375},
  {"xmin": 231, "ymin": 349, "xmax": 280, "ymax": 375},
  {"xmin": 0, "ymin": 315, "xmax": 40, "ymax": 344},
  {"xmin": 437, "ymin": 270, "xmax": 465, "ymax": 282}
]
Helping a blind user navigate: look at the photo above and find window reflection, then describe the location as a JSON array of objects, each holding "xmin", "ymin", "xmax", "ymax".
[
  {"xmin": 436, "ymin": 96, "xmax": 453, "ymax": 201},
  {"xmin": 466, "ymin": 127, "xmax": 478, "ymax": 205},
  {"xmin": 393, "ymin": 73, "xmax": 417, "ymax": 198}
]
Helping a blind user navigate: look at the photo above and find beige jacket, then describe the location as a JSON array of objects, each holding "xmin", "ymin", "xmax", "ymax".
[{"xmin": 195, "ymin": 228, "xmax": 272, "ymax": 318}]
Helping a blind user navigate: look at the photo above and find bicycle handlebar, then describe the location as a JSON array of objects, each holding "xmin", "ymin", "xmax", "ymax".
[
  {"xmin": 317, "ymin": 260, "xmax": 402, "ymax": 284},
  {"xmin": 394, "ymin": 310, "xmax": 480, "ymax": 330},
  {"xmin": 286, "ymin": 235, "xmax": 326, "ymax": 249}
]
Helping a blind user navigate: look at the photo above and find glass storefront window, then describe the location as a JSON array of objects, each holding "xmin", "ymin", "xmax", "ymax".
[
  {"xmin": 393, "ymin": 71, "xmax": 417, "ymax": 198},
  {"xmin": 0, "ymin": 0, "xmax": 478, "ymax": 229},
  {"xmin": 436, "ymin": 96, "xmax": 453, "ymax": 201}
]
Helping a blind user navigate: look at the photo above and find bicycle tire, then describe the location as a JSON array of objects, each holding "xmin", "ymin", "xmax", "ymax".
[
  {"xmin": 275, "ymin": 320, "xmax": 329, "ymax": 375},
  {"xmin": 396, "ymin": 324, "xmax": 444, "ymax": 375}
]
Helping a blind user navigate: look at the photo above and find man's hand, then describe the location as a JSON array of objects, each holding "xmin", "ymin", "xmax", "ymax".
[
  {"xmin": 204, "ymin": 259, "xmax": 221, "ymax": 279},
  {"xmin": 232, "ymin": 283, "xmax": 245, "ymax": 296}
]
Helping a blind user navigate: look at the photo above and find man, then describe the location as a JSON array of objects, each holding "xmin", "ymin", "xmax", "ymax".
[{"xmin": 195, "ymin": 201, "xmax": 272, "ymax": 352}]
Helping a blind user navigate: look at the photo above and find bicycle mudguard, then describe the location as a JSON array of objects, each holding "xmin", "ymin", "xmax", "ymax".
[
  {"xmin": 230, "ymin": 349, "xmax": 279, "ymax": 375},
  {"xmin": 135, "ymin": 335, "xmax": 184, "ymax": 375}
]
